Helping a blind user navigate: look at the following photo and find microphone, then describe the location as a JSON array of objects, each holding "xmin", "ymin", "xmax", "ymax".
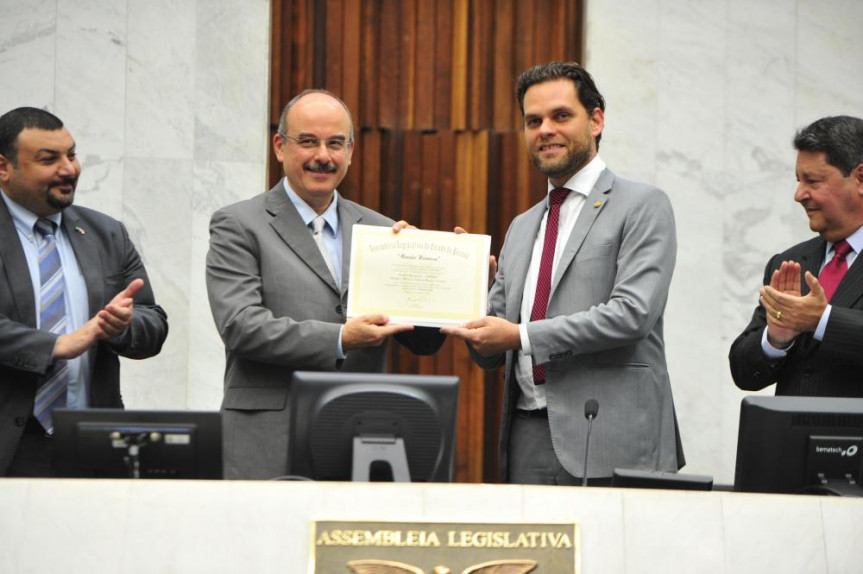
[{"xmin": 582, "ymin": 399, "xmax": 599, "ymax": 487}]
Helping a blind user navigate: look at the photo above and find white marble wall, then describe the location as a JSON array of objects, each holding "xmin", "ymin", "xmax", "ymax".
[
  {"xmin": 3, "ymin": 0, "xmax": 862, "ymax": 486},
  {"xmin": 0, "ymin": 0, "xmax": 270, "ymax": 410},
  {"xmin": 586, "ymin": 0, "xmax": 863, "ymax": 483}
]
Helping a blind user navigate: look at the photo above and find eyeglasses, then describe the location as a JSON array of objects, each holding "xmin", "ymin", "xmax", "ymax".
[{"xmin": 281, "ymin": 133, "xmax": 352, "ymax": 153}]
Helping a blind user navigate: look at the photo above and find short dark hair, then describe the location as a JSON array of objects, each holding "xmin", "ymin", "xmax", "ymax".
[
  {"xmin": 0, "ymin": 107, "xmax": 65, "ymax": 165},
  {"xmin": 277, "ymin": 89, "xmax": 355, "ymax": 142},
  {"xmin": 516, "ymin": 61, "xmax": 606, "ymax": 147},
  {"xmin": 793, "ymin": 115, "xmax": 863, "ymax": 176}
]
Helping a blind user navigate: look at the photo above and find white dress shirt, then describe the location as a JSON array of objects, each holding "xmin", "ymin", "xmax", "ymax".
[{"xmin": 515, "ymin": 155, "xmax": 607, "ymax": 410}]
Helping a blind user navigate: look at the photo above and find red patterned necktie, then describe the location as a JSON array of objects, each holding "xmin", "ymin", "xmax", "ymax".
[
  {"xmin": 819, "ymin": 239, "xmax": 852, "ymax": 302},
  {"xmin": 530, "ymin": 187, "xmax": 571, "ymax": 385}
]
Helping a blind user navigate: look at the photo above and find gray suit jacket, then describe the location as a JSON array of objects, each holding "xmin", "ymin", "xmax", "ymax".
[
  {"xmin": 476, "ymin": 168, "xmax": 684, "ymax": 480},
  {"xmin": 206, "ymin": 183, "xmax": 444, "ymax": 479},
  {"xmin": 0, "ymin": 199, "xmax": 168, "ymax": 474}
]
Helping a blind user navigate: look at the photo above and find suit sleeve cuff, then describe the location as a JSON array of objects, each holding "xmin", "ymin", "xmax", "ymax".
[
  {"xmin": 519, "ymin": 323, "xmax": 532, "ymax": 356},
  {"xmin": 337, "ymin": 326, "xmax": 346, "ymax": 360},
  {"xmin": 813, "ymin": 304, "xmax": 831, "ymax": 341},
  {"xmin": 761, "ymin": 326, "xmax": 792, "ymax": 358}
]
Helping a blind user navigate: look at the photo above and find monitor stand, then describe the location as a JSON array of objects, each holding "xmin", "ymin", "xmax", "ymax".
[
  {"xmin": 351, "ymin": 435, "xmax": 411, "ymax": 482},
  {"xmin": 109, "ymin": 430, "xmax": 162, "ymax": 479},
  {"xmin": 798, "ymin": 474, "xmax": 863, "ymax": 497}
]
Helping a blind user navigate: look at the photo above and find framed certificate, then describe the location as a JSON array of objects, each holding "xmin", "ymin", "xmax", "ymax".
[{"xmin": 346, "ymin": 225, "xmax": 491, "ymax": 327}]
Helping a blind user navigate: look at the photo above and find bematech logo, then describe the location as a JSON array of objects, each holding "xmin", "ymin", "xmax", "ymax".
[{"xmin": 816, "ymin": 445, "xmax": 858, "ymax": 457}]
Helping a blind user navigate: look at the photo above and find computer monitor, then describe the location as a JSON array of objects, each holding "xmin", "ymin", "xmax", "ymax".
[
  {"xmin": 53, "ymin": 409, "xmax": 222, "ymax": 479},
  {"xmin": 734, "ymin": 396, "xmax": 863, "ymax": 495},
  {"xmin": 288, "ymin": 372, "xmax": 459, "ymax": 482}
]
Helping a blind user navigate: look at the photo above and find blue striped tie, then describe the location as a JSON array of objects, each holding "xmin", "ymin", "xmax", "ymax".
[{"xmin": 33, "ymin": 218, "xmax": 69, "ymax": 433}]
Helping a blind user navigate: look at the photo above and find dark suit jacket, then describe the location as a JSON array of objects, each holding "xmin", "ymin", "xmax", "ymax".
[
  {"xmin": 730, "ymin": 236, "xmax": 863, "ymax": 397},
  {"xmin": 0, "ymin": 199, "xmax": 169, "ymax": 474},
  {"xmin": 206, "ymin": 183, "xmax": 444, "ymax": 479}
]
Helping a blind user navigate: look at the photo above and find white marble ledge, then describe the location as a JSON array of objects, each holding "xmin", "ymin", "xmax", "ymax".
[{"xmin": 2, "ymin": 480, "xmax": 862, "ymax": 574}]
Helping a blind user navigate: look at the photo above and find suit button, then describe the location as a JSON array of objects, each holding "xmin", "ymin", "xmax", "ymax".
[
  {"xmin": 803, "ymin": 368, "xmax": 813, "ymax": 376},
  {"xmin": 14, "ymin": 416, "xmax": 28, "ymax": 427},
  {"xmin": 335, "ymin": 305, "xmax": 343, "ymax": 315}
]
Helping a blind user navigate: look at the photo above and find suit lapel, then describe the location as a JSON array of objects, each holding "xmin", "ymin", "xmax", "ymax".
[
  {"xmin": 0, "ymin": 198, "xmax": 37, "ymax": 325},
  {"xmin": 829, "ymin": 244, "xmax": 863, "ymax": 308},
  {"xmin": 506, "ymin": 202, "xmax": 544, "ymax": 322},
  {"xmin": 798, "ymin": 238, "xmax": 825, "ymax": 296},
  {"xmin": 61, "ymin": 207, "xmax": 104, "ymax": 316},
  {"xmin": 552, "ymin": 168, "xmax": 614, "ymax": 294},
  {"xmin": 795, "ymin": 238, "xmax": 827, "ymax": 355},
  {"xmin": 265, "ymin": 184, "xmax": 340, "ymax": 295},
  {"xmin": 337, "ymin": 199, "xmax": 364, "ymax": 296}
]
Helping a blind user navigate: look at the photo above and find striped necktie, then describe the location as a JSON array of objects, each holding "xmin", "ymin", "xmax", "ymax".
[
  {"xmin": 32, "ymin": 218, "xmax": 70, "ymax": 433},
  {"xmin": 311, "ymin": 216, "xmax": 338, "ymax": 282}
]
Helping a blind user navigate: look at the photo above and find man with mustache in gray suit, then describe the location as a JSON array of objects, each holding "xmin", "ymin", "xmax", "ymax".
[
  {"xmin": 444, "ymin": 62, "xmax": 684, "ymax": 485},
  {"xmin": 206, "ymin": 90, "xmax": 444, "ymax": 480}
]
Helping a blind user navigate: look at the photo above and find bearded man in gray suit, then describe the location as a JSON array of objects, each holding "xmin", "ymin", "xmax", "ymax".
[
  {"xmin": 443, "ymin": 62, "xmax": 684, "ymax": 485},
  {"xmin": 206, "ymin": 90, "xmax": 444, "ymax": 480}
]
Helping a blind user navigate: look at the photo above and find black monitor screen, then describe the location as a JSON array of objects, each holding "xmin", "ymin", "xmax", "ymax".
[
  {"xmin": 288, "ymin": 372, "xmax": 459, "ymax": 482},
  {"xmin": 53, "ymin": 409, "xmax": 222, "ymax": 479},
  {"xmin": 734, "ymin": 396, "xmax": 863, "ymax": 495}
]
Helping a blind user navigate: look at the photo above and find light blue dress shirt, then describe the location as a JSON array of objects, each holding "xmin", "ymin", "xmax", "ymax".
[{"xmin": 2, "ymin": 190, "xmax": 91, "ymax": 407}]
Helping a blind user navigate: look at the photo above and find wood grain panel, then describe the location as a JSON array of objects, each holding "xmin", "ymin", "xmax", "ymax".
[
  {"xmin": 450, "ymin": 0, "xmax": 469, "ymax": 130},
  {"xmin": 325, "ymin": 0, "xmax": 343, "ymax": 94},
  {"xmin": 341, "ymin": 0, "xmax": 362, "ymax": 122},
  {"xmin": 269, "ymin": 0, "xmax": 584, "ymax": 484},
  {"xmin": 414, "ymin": 0, "xmax": 436, "ymax": 129},
  {"xmin": 359, "ymin": 0, "xmax": 380, "ymax": 126},
  {"xmin": 378, "ymin": 1, "xmax": 400, "ymax": 128},
  {"xmin": 433, "ymin": 0, "xmax": 453, "ymax": 129},
  {"xmin": 491, "ymin": 0, "xmax": 514, "ymax": 131},
  {"xmin": 399, "ymin": 0, "xmax": 416, "ymax": 128}
]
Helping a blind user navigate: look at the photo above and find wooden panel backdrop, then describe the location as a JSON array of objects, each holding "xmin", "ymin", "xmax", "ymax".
[{"xmin": 270, "ymin": 0, "xmax": 584, "ymax": 482}]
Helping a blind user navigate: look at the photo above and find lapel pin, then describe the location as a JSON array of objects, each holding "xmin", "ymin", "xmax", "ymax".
[
  {"xmin": 75, "ymin": 226, "xmax": 86, "ymax": 235},
  {"xmin": 594, "ymin": 201, "xmax": 603, "ymax": 209}
]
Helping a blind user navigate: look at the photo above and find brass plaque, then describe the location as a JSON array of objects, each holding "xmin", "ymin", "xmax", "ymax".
[{"xmin": 310, "ymin": 521, "xmax": 580, "ymax": 573}]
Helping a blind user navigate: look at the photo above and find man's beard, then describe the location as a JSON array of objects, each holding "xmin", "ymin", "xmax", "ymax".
[
  {"xmin": 532, "ymin": 145, "xmax": 591, "ymax": 180},
  {"xmin": 46, "ymin": 180, "xmax": 76, "ymax": 210}
]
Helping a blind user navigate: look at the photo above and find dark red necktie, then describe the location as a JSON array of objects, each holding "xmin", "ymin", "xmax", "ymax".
[
  {"xmin": 530, "ymin": 187, "xmax": 571, "ymax": 384},
  {"xmin": 819, "ymin": 240, "xmax": 852, "ymax": 302}
]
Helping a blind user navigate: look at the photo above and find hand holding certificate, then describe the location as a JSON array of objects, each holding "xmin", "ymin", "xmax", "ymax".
[{"xmin": 347, "ymin": 225, "xmax": 491, "ymax": 327}]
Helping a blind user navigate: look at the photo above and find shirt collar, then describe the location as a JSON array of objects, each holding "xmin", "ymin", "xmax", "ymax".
[
  {"xmin": 282, "ymin": 177, "xmax": 339, "ymax": 232},
  {"xmin": 546, "ymin": 154, "xmax": 607, "ymax": 200},
  {"xmin": 831, "ymin": 225, "xmax": 863, "ymax": 256},
  {"xmin": 1, "ymin": 189, "xmax": 63, "ymax": 237}
]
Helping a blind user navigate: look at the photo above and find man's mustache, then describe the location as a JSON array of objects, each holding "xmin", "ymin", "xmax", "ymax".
[
  {"xmin": 304, "ymin": 162, "xmax": 337, "ymax": 174},
  {"xmin": 49, "ymin": 177, "xmax": 77, "ymax": 189}
]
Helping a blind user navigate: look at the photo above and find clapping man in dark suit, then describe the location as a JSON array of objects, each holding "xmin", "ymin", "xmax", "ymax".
[
  {"xmin": 730, "ymin": 116, "xmax": 863, "ymax": 397},
  {"xmin": 443, "ymin": 62, "xmax": 684, "ymax": 485},
  {"xmin": 0, "ymin": 107, "xmax": 168, "ymax": 476},
  {"xmin": 206, "ymin": 90, "xmax": 444, "ymax": 480}
]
